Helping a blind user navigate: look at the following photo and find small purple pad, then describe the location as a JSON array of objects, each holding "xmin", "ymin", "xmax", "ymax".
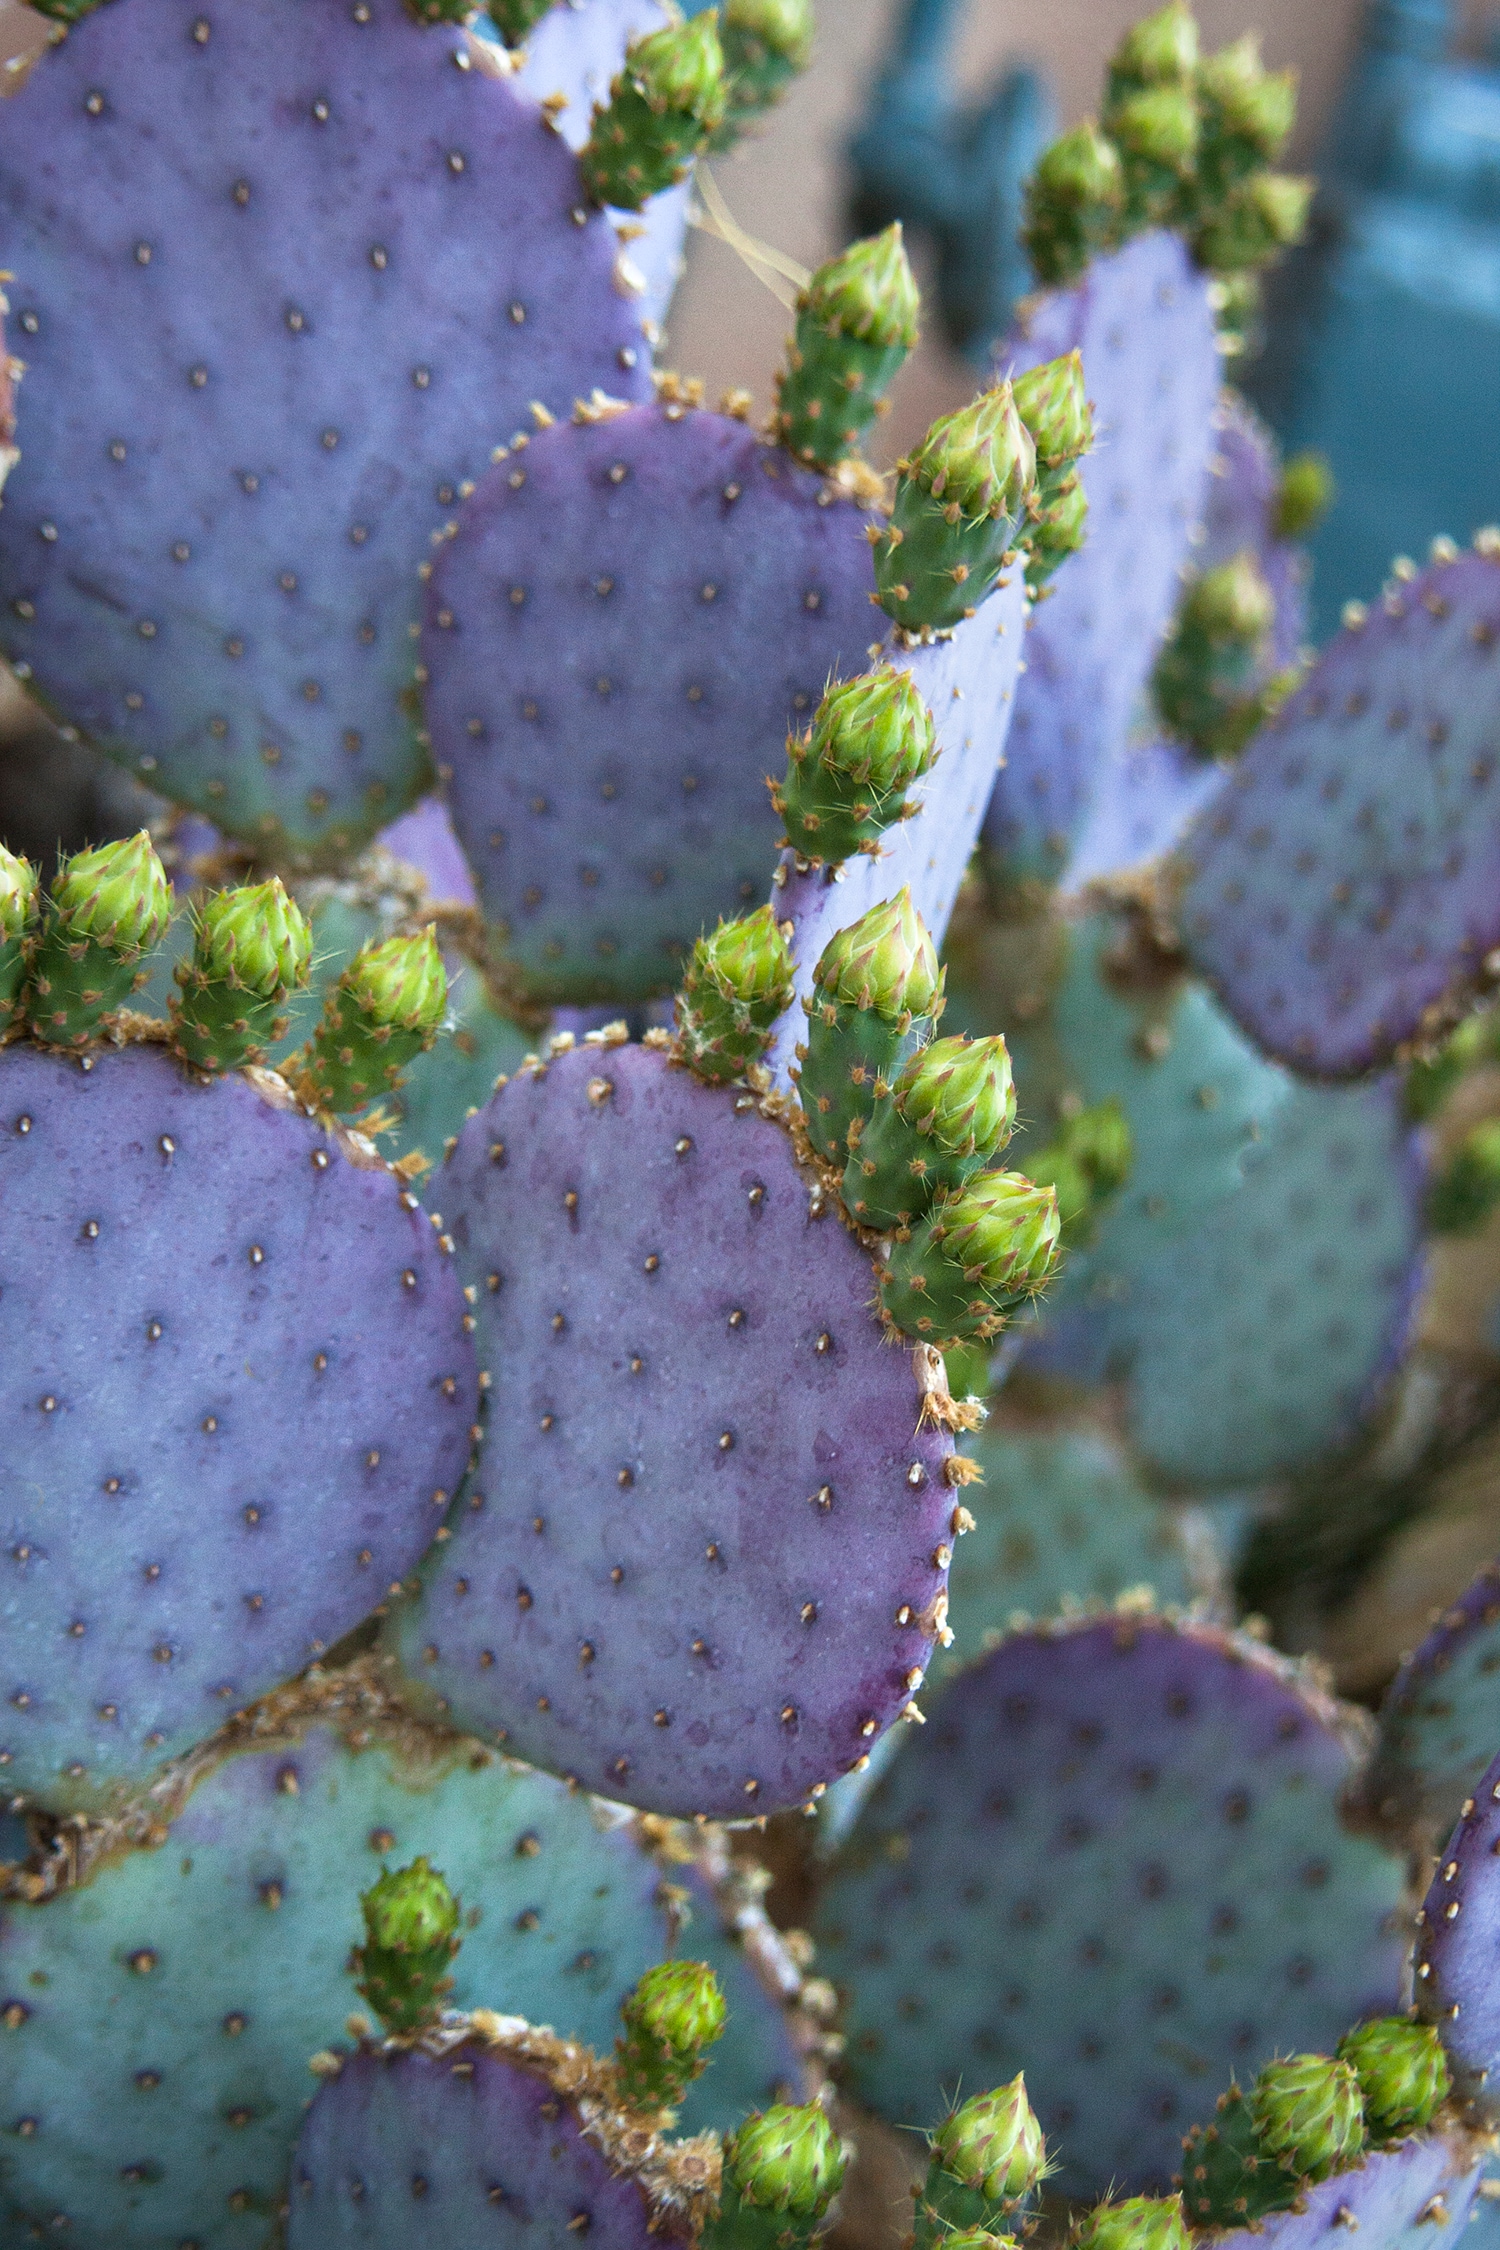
[
  {"xmin": 0, "ymin": 1045, "xmax": 476, "ymax": 1810},
  {"xmin": 814, "ymin": 1614, "xmax": 1407, "ymax": 2196},
  {"xmin": 1211, "ymin": 2131, "xmax": 1486, "ymax": 2250},
  {"xmin": 1417, "ymin": 1745, "xmax": 1500, "ymax": 2113},
  {"xmin": 0, "ymin": 0, "xmax": 648, "ymax": 859},
  {"xmin": 765, "ymin": 572, "xmax": 1027, "ymax": 1090},
  {"xmin": 426, "ymin": 405, "xmax": 881, "ymax": 1002},
  {"xmin": 289, "ymin": 2039, "xmax": 686, "ymax": 2250},
  {"xmin": 984, "ymin": 233, "xmax": 1220, "ymax": 883},
  {"xmin": 1181, "ymin": 545, "xmax": 1500, "ymax": 1076},
  {"xmin": 399, "ymin": 1040, "xmax": 954, "ymax": 1817}
]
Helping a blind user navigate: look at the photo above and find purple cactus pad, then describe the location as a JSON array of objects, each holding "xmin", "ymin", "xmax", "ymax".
[
  {"xmin": 1206, "ymin": 2130, "xmax": 1487, "ymax": 2250},
  {"xmin": 1417, "ymin": 1745, "xmax": 1500, "ymax": 2114},
  {"xmin": 0, "ymin": 0, "xmax": 650, "ymax": 862},
  {"xmin": 765, "ymin": 570, "xmax": 1027, "ymax": 1089},
  {"xmin": 1181, "ymin": 543, "xmax": 1500, "ymax": 1076},
  {"xmin": 290, "ymin": 2030, "xmax": 697, "ymax": 2250},
  {"xmin": 395, "ymin": 1038, "xmax": 955, "ymax": 1817},
  {"xmin": 814, "ymin": 1613, "xmax": 1408, "ymax": 2197},
  {"xmin": 0, "ymin": 1043, "xmax": 476, "ymax": 1812},
  {"xmin": 984, "ymin": 232, "xmax": 1220, "ymax": 886},
  {"xmin": 425, "ymin": 402, "xmax": 882, "ymax": 1004}
]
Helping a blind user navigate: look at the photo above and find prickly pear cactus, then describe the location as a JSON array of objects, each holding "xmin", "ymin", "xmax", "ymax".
[
  {"xmin": 1414, "ymin": 1744, "xmax": 1500, "ymax": 2118},
  {"xmin": 1364, "ymin": 1561, "xmax": 1500, "ymax": 1848},
  {"xmin": 0, "ymin": 0, "xmax": 653, "ymax": 863}
]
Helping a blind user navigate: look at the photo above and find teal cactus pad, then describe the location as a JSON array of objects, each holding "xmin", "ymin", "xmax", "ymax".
[
  {"xmin": 0, "ymin": 1706, "xmax": 804, "ymax": 2246},
  {"xmin": 0, "ymin": 0, "xmax": 651, "ymax": 864},
  {"xmin": 1181, "ymin": 542, "xmax": 1500, "ymax": 1077},
  {"xmin": 813, "ymin": 1613, "xmax": 1408, "ymax": 2198},
  {"xmin": 1192, "ymin": 2127, "xmax": 1487, "ymax": 2250},
  {"xmin": 1365, "ymin": 1561, "xmax": 1500, "ymax": 1848}
]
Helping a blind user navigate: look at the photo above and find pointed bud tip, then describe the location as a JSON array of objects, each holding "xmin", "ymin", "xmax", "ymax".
[
  {"xmin": 347, "ymin": 927, "xmax": 447, "ymax": 1033},
  {"xmin": 53, "ymin": 829, "xmax": 171, "ymax": 955},
  {"xmin": 361, "ymin": 1856, "xmax": 461, "ymax": 1953},
  {"xmin": 729, "ymin": 2102, "xmax": 846, "ymax": 2220}
]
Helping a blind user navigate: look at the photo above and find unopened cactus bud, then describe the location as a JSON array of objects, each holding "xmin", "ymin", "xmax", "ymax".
[
  {"xmin": 929, "ymin": 2077, "xmax": 1048, "ymax": 2218},
  {"xmin": 1023, "ymin": 120, "xmax": 1125, "ymax": 285},
  {"xmin": 1249, "ymin": 2054, "xmax": 1365, "ymax": 2183},
  {"xmin": 725, "ymin": 2102, "xmax": 845, "ymax": 2225},
  {"xmin": 354, "ymin": 1858, "xmax": 462, "ymax": 2038},
  {"xmin": 775, "ymin": 666, "xmax": 936, "ymax": 863},
  {"xmin": 616, "ymin": 1961, "xmax": 728, "ymax": 2114},
  {"xmin": 676, "ymin": 906, "xmax": 795, "ymax": 1085},
  {"xmin": 775, "ymin": 225, "xmax": 920, "ymax": 470},
  {"xmin": 1199, "ymin": 34, "xmax": 1297, "ymax": 171},
  {"xmin": 1428, "ymin": 1119, "xmax": 1500, "ymax": 1235},
  {"xmin": 580, "ymin": 15, "xmax": 727, "ymax": 210},
  {"xmin": 1068, "ymin": 1097, "xmax": 1134, "ymax": 1199},
  {"xmin": 170, "ymin": 879, "xmax": 314, "ymax": 1076},
  {"xmin": 1154, "ymin": 550, "xmax": 1287, "ymax": 760},
  {"xmin": 798, "ymin": 891, "xmax": 944, "ymax": 1165},
  {"xmin": 1025, "ymin": 474, "xmax": 1089, "ymax": 592},
  {"xmin": 487, "ymin": 0, "xmax": 555, "ymax": 46},
  {"xmin": 1337, "ymin": 2018, "xmax": 1451, "ymax": 2143},
  {"xmin": 879, "ymin": 1169, "xmax": 1059, "ymax": 1345},
  {"xmin": 1073, "ymin": 2195, "xmax": 1192, "ymax": 2250},
  {"xmin": 27, "ymin": 831, "xmax": 172, "ymax": 1049},
  {"xmin": 875, "ymin": 383, "xmax": 1036, "ymax": 633},
  {"xmin": 0, "ymin": 842, "xmax": 39, "ymax": 1033},
  {"xmin": 1187, "ymin": 551, "xmax": 1276, "ymax": 645},
  {"xmin": 1274, "ymin": 452, "xmax": 1334, "ymax": 541},
  {"xmin": 1195, "ymin": 171, "xmax": 1312, "ymax": 274},
  {"xmin": 1012, "ymin": 351, "xmax": 1092, "ymax": 481},
  {"xmin": 1108, "ymin": 82, "xmax": 1200, "ymax": 228},
  {"xmin": 714, "ymin": 0, "xmax": 813, "ymax": 143},
  {"xmin": 843, "ymin": 1033, "xmax": 1015, "ymax": 1231},
  {"xmin": 1108, "ymin": 3, "xmax": 1200, "ymax": 96},
  {"xmin": 294, "ymin": 927, "xmax": 448, "ymax": 1119}
]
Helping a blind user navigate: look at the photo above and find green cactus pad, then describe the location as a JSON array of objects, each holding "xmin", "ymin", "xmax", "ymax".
[
  {"xmin": 775, "ymin": 665, "xmax": 938, "ymax": 868},
  {"xmin": 294, "ymin": 926, "xmax": 447, "ymax": 1119},
  {"xmin": 617, "ymin": 1960, "xmax": 729, "ymax": 2114},
  {"xmin": 0, "ymin": 841, "xmax": 40, "ymax": 1034},
  {"xmin": 774, "ymin": 225, "xmax": 920, "ymax": 472},
  {"xmin": 0, "ymin": 1708, "xmax": 806, "ymax": 2244},
  {"xmin": 25, "ymin": 831, "xmax": 173, "ymax": 1049},
  {"xmin": 579, "ymin": 16, "xmax": 728, "ymax": 211},
  {"xmin": 675, "ymin": 906, "xmax": 797, "ymax": 1086},
  {"xmin": 877, "ymin": 1169, "xmax": 1059, "ymax": 1346},
  {"xmin": 168, "ymin": 878, "xmax": 313, "ymax": 1076},
  {"xmin": 795, "ymin": 888, "xmax": 944, "ymax": 1165},
  {"xmin": 875, "ymin": 385, "xmax": 1037, "ymax": 634},
  {"xmin": 841, "ymin": 1034, "xmax": 1015, "ymax": 1231}
]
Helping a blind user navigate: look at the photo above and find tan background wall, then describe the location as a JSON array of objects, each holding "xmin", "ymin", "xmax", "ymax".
[{"xmin": 664, "ymin": 0, "xmax": 1499, "ymax": 460}]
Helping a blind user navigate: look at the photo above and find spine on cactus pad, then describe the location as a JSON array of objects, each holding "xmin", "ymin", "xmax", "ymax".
[
  {"xmin": 579, "ymin": 15, "xmax": 728, "ymax": 211},
  {"xmin": 773, "ymin": 224, "xmax": 919, "ymax": 472},
  {"xmin": 24, "ymin": 830, "xmax": 172, "ymax": 1049},
  {"xmin": 168, "ymin": 878, "xmax": 313, "ymax": 1076}
]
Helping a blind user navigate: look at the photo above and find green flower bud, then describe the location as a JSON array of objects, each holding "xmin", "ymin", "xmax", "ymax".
[
  {"xmin": 776, "ymin": 226, "xmax": 920, "ymax": 470},
  {"xmin": 813, "ymin": 889, "xmax": 942, "ymax": 1025},
  {"xmin": 354, "ymin": 1857, "xmax": 462, "ymax": 2039},
  {"xmin": 1337, "ymin": 2018, "xmax": 1451, "ymax": 2143},
  {"xmin": 1110, "ymin": 3, "xmax": 1199, "ymax": 93},
  {"xmin": 1202, "ymin": 35, "xmax": 1297, "ymax": 155},
  {"xmin": 727, "ymin": 2103, "xmax": 845, "ymax": 2222},
  {"xmin": 349, "ymin": 928, "xmax": 448, "ymax": 1035},
  {"xmin": 580, "ymin": 15, "xmax": 727, "ymax": 210},
  {"xmin": 1187, "ymin": 551, "xmax": 1276, "ymax": 644},
  {"xmin": 0, "ymin": 842, "xmax": 39, "ymax": 1032},
  {"xmin": 714, "ymin": 0, "xmax": 813, "ymax": 143},
  {"xmin": 486, "ymin": 0, "xmax": 553, "ymax": 46},
  {"xmin": 1023, "ymin": 121, "xmax": 1125, "ymax": 288},
  {"xmin": 1110, "ymin": 84, "xmax": 1199, "ymax": 172},
  {"xmin": 1024, "ymin": 1142, "xmax": 1092, "ymax": 1233},
  {"xmin": 1025, "ymin": 474, "xmax": 1089, "ymax": 592},
  {"xmin": 776, "ymin": 667, "xmax": 937, "ymax": 863},
  {"xmin": 363, "ymin": 1857, "xmax": 461, "ymax": 1955},
  {"xmin": 295, "ymin": 928, "xmax": 448, "ymax": 1119},
  {"xmin": 1249, "ymin": 2055, "xmax": 1365, "ymax": 2183},
  {"xmin": 1012, "ymin": 351, "xmax": 1092, "ymax": 475},
  {"xmin": 1073, "ymin": 2195, "xmax": 1192, "ymax": 2250},
  {"xmin": 879, "ymin": 1170, "xmax": 1059, "ymax": 1345},
  {"xmin": 1274, "ymin": 452, "xmax": 1334, "ymax": 542},
  {"xmin": 1154, "ymin": 551, "xmax": 1283, "ymax": 759},
  {"xmin": 616, "ymin": 1961, "xmax": 728, "ymax": 2113},
  {"xmin": 876, "ymin": 386, "xmax": 1036, "ymax": 632},
  {"xmin": 676, "ymin": 906, "xmax": 795, "ymax": 1085},
  {"xmin": 1195, "ymin": 171, "xmax": 1312, "ymax": 274},
  {"xmin": 1429, "ymin": 1119, "xmax": 1500, "ymax": 1235},
  {"xmin": 27, "ymin": 831, "xmax": 172, "ymax": 1049},
  {"xmin": 939, "ymin": 2236, "xmax": 1016, "ymax": 2250},
  {"xmin": 932, "ymin": 2077, "xmax": 1047, "ymax": 2206},
  {"xmin": 170, "ymin": 879, "xmax": 314, "ymax": 1077},
  {"xmin": 1068, "ymin": 1097, "xmax": 1134, "ymax": 1199},
  {"xmin": 52, "ymin": 831, "xmax": 171, "ymax": 957},
  {"xmin": 897, "ymin": 1036, "xmax": 1015, "ymax": 1162}
]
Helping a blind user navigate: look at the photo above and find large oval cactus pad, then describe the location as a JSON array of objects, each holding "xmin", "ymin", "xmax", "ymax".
[
  {"xmin": 395, "ymin": 1039, "xmax": 955, "ymax": 1817},
  {"xmin": 0, "ymin": 0, "xmax": 649, "ymax": 861},
  {"xmin": 0, "ymin": 1043, "xmax": 476, "ymax": 1813},
  {"xmin": 814, "ymin": 1613, "xmax": 1407, "ymax": 2197},
  {"xmin": 1181, "ymin": 541, "xmax": 1500, "ymax": 1076},
  {"xmin": 426, "ymin": 403, "xmax": 881, "ymax": 1003}
]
